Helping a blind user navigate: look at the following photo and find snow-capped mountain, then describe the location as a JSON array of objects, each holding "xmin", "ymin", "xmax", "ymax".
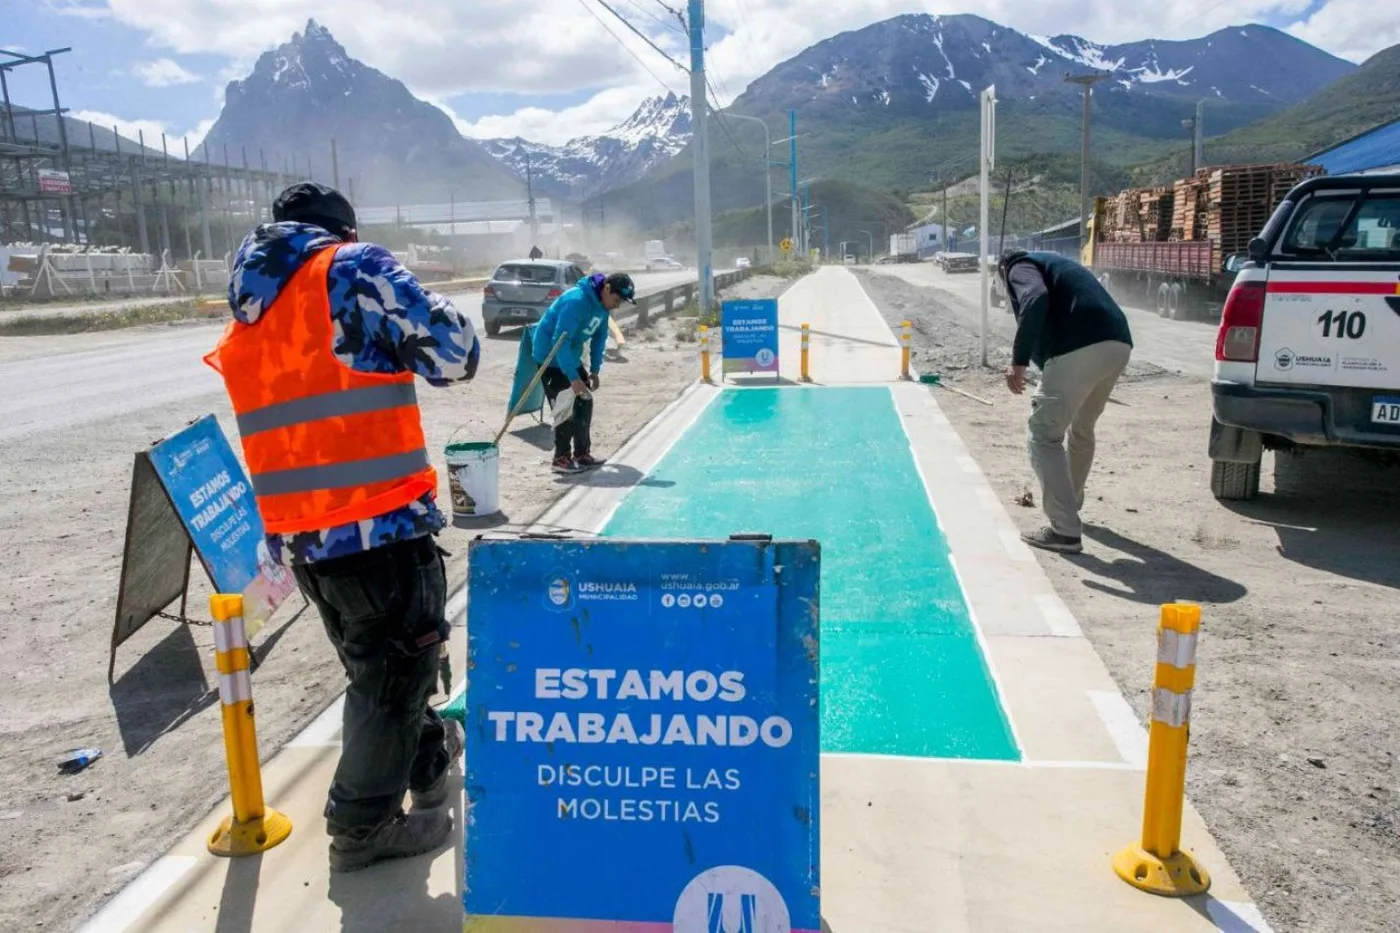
[
  {"xmin": 198, "ymin": 20, "xmax": 522, "ymax": 205},
  {"xmin": 740, "ymin": 15, "xmax": 1353, "ymax": 115},
  {"xmin": 482, "ymin": 93, "xmax": 692, "ymax": 197}
]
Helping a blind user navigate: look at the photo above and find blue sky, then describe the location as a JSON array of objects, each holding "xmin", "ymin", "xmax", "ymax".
[{"xmin": 2, "ymin": 0, "xmax": 1390, "ymax": 149}]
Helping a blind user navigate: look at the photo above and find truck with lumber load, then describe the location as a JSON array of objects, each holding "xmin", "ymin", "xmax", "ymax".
[
  {"xmin": 1208, "ymin": 172, "xmax": 1400, "ymax": 500},
  {"xmin": 889, "ymin": 232, "xmax": 918, "ymax": 263},
  {"xmin": 1085, "ymin": 163, "xmax": 1322, "ymax": 321}
]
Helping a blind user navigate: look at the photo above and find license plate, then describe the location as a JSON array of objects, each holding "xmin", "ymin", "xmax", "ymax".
[{"xmin": 1371, "ymin": 396, "xmax": 1400, "ymax": 424}]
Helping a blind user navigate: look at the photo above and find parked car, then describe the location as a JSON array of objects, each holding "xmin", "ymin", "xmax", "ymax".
[
  {"xmin": 645, "ymin": 256, "xmax": 684, "ymax": 272},
  {"xmin": 843, "ymin": 254, "xmax": 856, "ymax": 265},
  {"xmin": 735, "ymin": 257, "xmax": 751, "ymax": 269},
  {"xmin": 1209, "ymin": 172, "xmax": 1400, "ymax": 500},
  {"xmin": 481, "ymin": 259, "xmax": 586, "ymax": 337}
]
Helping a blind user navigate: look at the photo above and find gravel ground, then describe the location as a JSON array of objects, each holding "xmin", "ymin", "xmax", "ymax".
[
  {"xmin": 855, "ymin": 268, "xmax": 1400, "ymax": 933},
  {"xmin": 0, "ymin": 273, "xmax": 788, "ymax": 933}
]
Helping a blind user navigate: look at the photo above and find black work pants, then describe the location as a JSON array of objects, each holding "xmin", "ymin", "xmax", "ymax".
[
  {"xmin": 540, "ymin": 364, "xmax": 594, "ymax": 460},
  {"xmin": 291, "ymin": 535, "xmax": 451, "ymax": 838}
]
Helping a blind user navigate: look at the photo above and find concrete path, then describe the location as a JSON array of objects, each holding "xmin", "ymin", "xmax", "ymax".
[{"xmin": 86, "ymin": 266, "xmax": 1272, "ymax": 932}]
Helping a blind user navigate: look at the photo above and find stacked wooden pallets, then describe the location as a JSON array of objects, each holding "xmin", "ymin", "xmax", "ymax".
[
  {"xmin": 1100, "ymin": 186, "xmax": 1176, "ymax": 243},
  {"xmin": 1204, "ymin": 163, "xmax": 1322, "ymax": 266}
]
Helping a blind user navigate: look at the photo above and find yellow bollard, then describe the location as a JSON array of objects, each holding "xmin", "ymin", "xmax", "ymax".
[
  {"xmin": 900, "ymin": 320, "xmax": 912, "ymax": 380},
  {"xmin": 800, "ymin": 323, "xmax": 811, "ymax": 383},
  {"xmin": 1113, "ymin": 602, "xmax": 1210, "ymax": 896},
  {"xmin": 699, "ymin": 324, "xmax": 713, "ymax": 384},
  {"xmin": 206, "ymin": 593, "xmax": 292, "ymax": 857}
]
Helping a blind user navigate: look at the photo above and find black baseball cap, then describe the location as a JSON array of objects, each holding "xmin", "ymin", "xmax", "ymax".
[
  {"xmin": 605, "ymin": 272, "xmax": 636, "ymax": 304},
  {"xmin": 272, "ymin": 182, "xmax": 357, "ymax": 237}
]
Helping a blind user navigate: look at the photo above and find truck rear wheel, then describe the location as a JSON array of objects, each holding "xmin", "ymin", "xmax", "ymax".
[
  {"xmin": 1168, "ymin": 283, "xmax": 1184, "ymax": 320},
  {"xmin": 1210, "ymin": 459, "xmax": 1261, "ymax": 501},
  {"xmin": 1156, "ymin": 283, "xmax": 1171, "ymax": 318}
]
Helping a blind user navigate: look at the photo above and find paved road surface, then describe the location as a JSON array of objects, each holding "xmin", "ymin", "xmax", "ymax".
[
  {"xmin": 0, "ymin": 270, "xmax": 697, "ymax": 442},
  {"xmin": 866, "ymin": 262, "xmax": 1219, "ymax": 378}
]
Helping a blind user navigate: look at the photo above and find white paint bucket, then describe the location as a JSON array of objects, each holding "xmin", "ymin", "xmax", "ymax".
[{"xmin": 445, "ymin": 441, "xmax": 500, "ymax": 519}]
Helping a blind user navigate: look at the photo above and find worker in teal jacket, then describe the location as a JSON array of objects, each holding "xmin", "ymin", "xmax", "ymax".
[{"xmin": 531, "ymin": 272, "xmax": 635, "ymax": 473}]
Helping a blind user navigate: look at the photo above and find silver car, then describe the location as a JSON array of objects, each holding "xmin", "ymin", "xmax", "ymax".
[{"xmin": 481, "ymin": 259, "xmax": 586, "ymax": 336}]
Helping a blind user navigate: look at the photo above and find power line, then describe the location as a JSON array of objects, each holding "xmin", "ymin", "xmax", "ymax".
[
  {"xmin": 574, "ymin": 0, "xmax": 683, "ymax": 93},
  {"xmin": 591, "ymin": 0, "xmax": 689, "ymax": 74},
  {"xmin": 621, "ymin": 0, "xmax": 683, "ymax": 34}
]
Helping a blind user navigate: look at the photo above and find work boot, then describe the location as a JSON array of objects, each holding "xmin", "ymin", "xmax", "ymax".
[
  {"xmin": 411, "ymin": 720, "xmax": 464, "ymax": 811},
  {"xmin": 328, "ymin": 808, "xmax": 453, "ymax": 873},
  {"xmin": 574, "ymin": 453, "xmax": 606, "ymax": 469},
  {"xmin": 1021, "ymin": 526, "xmax": 1083, "ymax": 554},
  {"xmin": 552, "ymin": 456, "xmax": 583, "ymax": 474}
]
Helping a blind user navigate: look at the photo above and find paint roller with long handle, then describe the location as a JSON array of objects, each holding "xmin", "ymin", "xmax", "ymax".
[{"xmin": 492, "ymin": 331, "xmax": 569, "ymax": 446}]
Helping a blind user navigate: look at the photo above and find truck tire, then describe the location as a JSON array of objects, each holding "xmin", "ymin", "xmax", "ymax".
[
  {"xmin": 1168, "ymin": 283, "xmax": 1183, "ymax": 320},
  {"xmin": 1156, "ymin": 283, "xmax": 1171, "ymax": 318},
  {"xmin": 1210, "ymin": 459, "xmax": 1261, "ymax": 501}
]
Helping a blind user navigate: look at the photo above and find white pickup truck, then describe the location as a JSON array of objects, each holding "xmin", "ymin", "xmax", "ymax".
[{"xmin": 1209, "ymin": 173, "xmax": 1400, "ymax": 500}]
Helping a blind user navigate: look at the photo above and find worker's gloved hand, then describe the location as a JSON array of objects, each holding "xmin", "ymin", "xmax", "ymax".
[
  {"xmin": 570, "ymin": 378, "xmax": 587, "ymax": 396},
  {"xmin": 588, "ymin": 373, "xmax": 601, "ymax": 392}
]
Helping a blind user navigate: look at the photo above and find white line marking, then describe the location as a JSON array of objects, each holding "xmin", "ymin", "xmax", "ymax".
[
  {"xmin": 999, "ymin": 529, "xmax": 1035, "ymax": 562},
  {"xmin": 1034, "ymin": 593, "xmax": 1084, "ymax": 638},
  {"xmin": 821, "ymin": 752, "xmax": 1140, "ymax": 770},
  {"xmin": 1206, "ymin": 900, "xmax": 1276, "ymax": 933},
  {"xmin": 76, "ymin": 856, "xmax": 197, "ymax": 933},
  {"xmin": 946, "ymin": 554, "xmax": 1025, "ymax": 760},
  {"xmin": 1088, "ymin": 689, "xmax": 1149, "ymax": 768},
  {"xmin": 286, "ymin": 695, "xmax": 345, "ymax": 748}
]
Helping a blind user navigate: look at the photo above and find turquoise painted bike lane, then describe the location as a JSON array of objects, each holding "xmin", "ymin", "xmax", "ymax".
[{"xmin": 603, "ymin": 386, "xmax": 1019, "ymax": 761}]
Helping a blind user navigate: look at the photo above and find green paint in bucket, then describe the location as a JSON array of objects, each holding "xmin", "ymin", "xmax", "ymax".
[
  {"xmin": 919, "ymin": 373, "xmax": 942, "ymax": 385},
  {"xmin": 445, "ymin": 441, "xmax": 500, "ymax": 519}
]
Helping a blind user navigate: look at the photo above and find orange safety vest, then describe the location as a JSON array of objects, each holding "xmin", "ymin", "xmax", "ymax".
[{"xmin": 204, "ymin": 246, "xmax": 436, "ymax": 535}]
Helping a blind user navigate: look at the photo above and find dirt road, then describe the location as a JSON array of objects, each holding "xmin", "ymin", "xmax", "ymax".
[
  {"xmin": 866, "ymin": 261, "xmax": 1219, "ymax": 378},
  {"xmin": 857, "ymin": 268, "xmax": 1400, "ymax": 933},
  {"xmin": 0, "ymin": 273, "xmax": 781, "ymax": 932}
]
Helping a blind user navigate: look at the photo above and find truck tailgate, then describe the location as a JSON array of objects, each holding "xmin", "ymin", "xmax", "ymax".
[{"xmin": 1257, "ymin": 268, "xmax": 1400, "ymax": 392}]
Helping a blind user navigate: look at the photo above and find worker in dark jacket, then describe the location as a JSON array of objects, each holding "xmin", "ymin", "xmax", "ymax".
[{"xmin": 998, "ymin": 249, "xmax": 1133, "ymax": 554}]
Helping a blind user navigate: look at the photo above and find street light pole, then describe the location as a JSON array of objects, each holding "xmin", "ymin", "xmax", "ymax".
[
  {"xmin": 1064, "ymin": 71, "xmax": 1109, "ymax": 251},
  {"xmin": 726, "ymin": 112, "xmax": 772, "ymax": 262}
]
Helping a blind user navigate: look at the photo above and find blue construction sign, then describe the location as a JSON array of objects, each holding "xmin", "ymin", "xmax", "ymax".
[
  {"xmin": 721, "ymin": 298, "xmax": 780, "ymax": 377},
  {"xmin": 465, "ymin": 537, "xmax": 822, "ymax": 932},
  {"xmin": 146, "ymin": 415, "xmax": 295, "ymax": 636}
]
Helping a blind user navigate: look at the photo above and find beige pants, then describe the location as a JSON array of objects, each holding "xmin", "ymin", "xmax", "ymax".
[{"xmin": 1028, "ymin": 340, "xmax": 1132, "ymax": 538}]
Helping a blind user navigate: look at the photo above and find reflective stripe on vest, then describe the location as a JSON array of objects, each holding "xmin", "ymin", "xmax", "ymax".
[
  {"xmin": 236, "ymin": 382, "xmax": 419, "ymax": 438},
  {"xmin": 250, "ymin": 448, "xmax": 431, "ymax": 497}
]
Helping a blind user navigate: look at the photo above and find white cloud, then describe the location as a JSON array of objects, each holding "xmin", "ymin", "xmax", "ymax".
[
  {"xmin": 75, "ymin": 1, "xmax": 1391, "ymax": 142},
  {"xmin": 71, "ymin": 109, "xmax": 216, "ymax": 153},
  {"xmin": 131, "ymin": 58, "xmax": 201, "ymax": 87},
  {"xmin": 454, "ymin": 86, "xmax": 682, "ymax": 146},
  {"xmin": 1287, "ymin": 0, "xmax": 1400, "ymax": 63}
]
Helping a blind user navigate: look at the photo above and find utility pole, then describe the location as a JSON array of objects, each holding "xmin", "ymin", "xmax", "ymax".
[
  {"xmin": 788, "ymin": 110, "xmax": 800, "ymax": 251},
  {"xmin": 1064, "ymin": 71, "xmax": 1109, "ymax": 251},
  {"xmin": 1194, "ymin": 99, "xmax": 1205, "ymax": 174},
  {"xmin": 331, "ymin": 137, "xmax": 340, "ymax": 189},
  {"xmin": 688, "ymin": 0, "xmax": 714, "ymax": 311},
  {"xmin": 979, "ymin": 84, "xmax": 997, "ymax": 368},
  {"xmin": 525, "ymin": 149, "xmax": 538, "ymax": 244}
]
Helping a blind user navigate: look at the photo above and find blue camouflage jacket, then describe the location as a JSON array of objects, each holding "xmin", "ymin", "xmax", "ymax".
[
  {"xmin": 531, "ymin": 276, "xmax": 610, "ymax": 376},
  {"xmin": 227, "ymin": 222, "xmax": 480, "ymax": 567}
]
